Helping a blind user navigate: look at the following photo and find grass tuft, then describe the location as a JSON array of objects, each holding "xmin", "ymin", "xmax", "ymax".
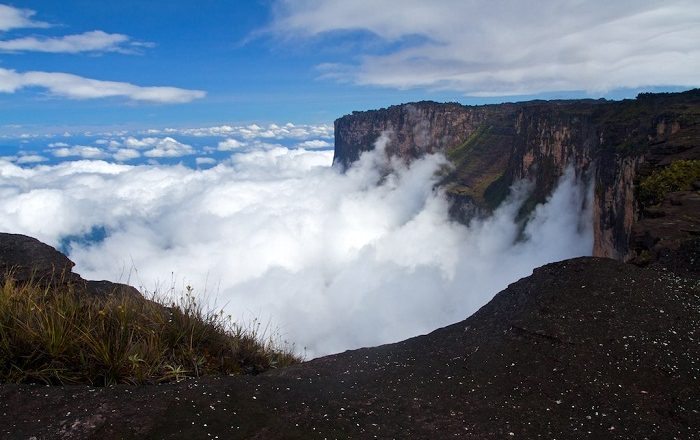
[{"xmin": 0, "ymin": 275, "xmax": 300, "ymax": 385}]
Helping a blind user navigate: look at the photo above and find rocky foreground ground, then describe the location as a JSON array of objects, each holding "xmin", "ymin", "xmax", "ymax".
[{"xmin": 0, "ymin": 232, "xmax": 698, "ymax": 439}]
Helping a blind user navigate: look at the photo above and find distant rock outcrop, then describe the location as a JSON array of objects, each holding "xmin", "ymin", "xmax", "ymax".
[
  {"xmin": 0, "ymin": 233, "xmax": 78, "ymax": 285},
  {"xmin": 0, "ymin": 232, "xmax": 141, "ymax": 298},
  {"xmin": 334, "ymin": 90, "xmax": 700, "ymax": 261}
]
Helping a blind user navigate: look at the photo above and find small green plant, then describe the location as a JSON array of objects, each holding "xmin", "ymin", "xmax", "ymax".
[
  {"xmin": 0, "ymin": 274, "xmax": 300, "ymax": 385},
  {"xmin": 638, "ymin": 159, "xmax": 700, "ymax": 206},
  {"xmin": 161, "ymin": 364, "xmax": 188, "ymax": 383}
]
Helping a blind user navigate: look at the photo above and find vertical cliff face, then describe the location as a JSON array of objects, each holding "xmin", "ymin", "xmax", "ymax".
[
  {"xmin": 333, "ymin": 102, "xmax": 505, "ymax": 168},
  {"xmin": 333, "ymin": 90, "xmax": 700, "ymax": 261}
]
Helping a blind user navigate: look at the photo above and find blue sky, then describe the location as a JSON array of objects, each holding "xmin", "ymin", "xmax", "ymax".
[
  {"xmin": 0, "ymin": 0, "xmax": 698, "ymax": 162},
  {"xmin": 0, "ymin": 1, "xmax": 473, "ymax": 132}
]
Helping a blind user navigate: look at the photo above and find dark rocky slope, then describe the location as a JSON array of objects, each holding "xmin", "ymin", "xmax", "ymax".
[
  {"xmin": 1, "ymin": 254, "xmax": 698, "ymax": 439},
  {"xmin": 0, "ymin": 232, "xmax": 140, "ymax": 298},
  {"xmin": 334, "ymin": 89, "xmax": 700, "ymax": 260}
]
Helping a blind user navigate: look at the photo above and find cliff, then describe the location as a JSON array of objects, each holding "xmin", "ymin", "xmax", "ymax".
[{"xmin": 334, "ymin": 90, "xmax": 700, "ymax": 260}]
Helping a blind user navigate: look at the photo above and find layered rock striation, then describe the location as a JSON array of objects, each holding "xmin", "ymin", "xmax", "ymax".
[{"xmin": 334, "ymin": 90, "xmax": 700, "ymax": 260}]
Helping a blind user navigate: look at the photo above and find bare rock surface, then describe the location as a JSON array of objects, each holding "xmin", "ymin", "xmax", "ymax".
[
  {"xmin": 631, "ymin": 191, "xmax": 700, "ymax": 275},
  {"xmin": 0, "ymin": 232, "xmax": 140, "ymax": 298},
  {"xmin": 0, "ymin": 233, "xmax": 78, "ymax": 285},
  {"xmin": 1, "ymin": 257, "xmax": 698, "ymax": 439}
]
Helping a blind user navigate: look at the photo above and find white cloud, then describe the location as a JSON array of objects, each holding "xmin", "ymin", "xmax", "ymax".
[
  {"xmin": 15, "ymin": 154, "xmax": 47, "ymax": 164},
  {"xmin": 47, "ymin": 138, "xmax": 189, "ymax": 161},
  {"xmin": 121, "ymin": 137, "xmax": 192, "ymax": 157},
  {"xmin": 0, "ymin": 4, "xmax": 50, "ymax": 31},
  {"xmin": 142, "ymin": 137, "xmax": 194, "ymax": 158},
  {"xmin": 48, "ymin": 142, "xmax": 70, "ymax": 148},
  {"xmin": 0, "ymin": 68, "xmax": 206, "ymax": 103},
  {"xmin": 112, "ymin": 149, "xmax": 140, "ymax": 162},
  {"xmin": 51, "ymin": 146, "xmax": 107, "ymax": 159},
  {"xmin": 174, "ymin": 123, "xmax": 333, "ymax": 139},
  {"xmin": 271, "ymin": 0, "xmax": 700, "ymax": 95},
  {"xmin": 297, "ymin": 139, "xmax": 331, "ymax": 149},
  {"xmin": 0, "ymin": 139, "xmax": 592, "ymax": 356},
  {"xmin": 217, "ymin": 138, "xmax": 245, "ymax": 150},
  {"xmin": 195, "ymin": 157, "xmax": 217, "ymax": 166},
  {"xmin": 0, "ymin": 30, "xmax": 148, "ymax": 54},
  {"xmin": 123, "ymin": 137, "xmax": 152, "ymax": 149}
]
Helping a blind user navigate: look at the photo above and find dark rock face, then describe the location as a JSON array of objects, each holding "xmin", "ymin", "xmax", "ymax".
[
  {"xmin": 333, "ymin": 101, "xmax": 509, "ymax": 166},
  {"xmin": 334, "ymin": 90, "xmax": 700, "ymax": 261},
  {"xmin": 0, "ymin": 232, "xmax": 140, "ymax": 298},
  {"xmin": 629, "ymin": 190, "xmax": 700, "ymax": 275},
  {"xmin": 0, "ymin": 233, "xmax": 78, "ymax": 285},
  {"xmin": 1, "ymin": 257, "xmax": 698, "ymax": 439}
]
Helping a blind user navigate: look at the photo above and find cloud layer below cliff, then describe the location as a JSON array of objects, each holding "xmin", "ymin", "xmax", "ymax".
[
  {"xmin": 271, "ymin": 0, "xmax": 700, "ymax": 96},
  {"xmin": 0, "ymin": 141, "xmax": 592, "ymax": 355}
]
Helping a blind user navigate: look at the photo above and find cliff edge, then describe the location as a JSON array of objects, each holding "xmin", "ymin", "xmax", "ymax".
[
  {"xmin": 334, "ymin": 90, "xmax": 700, "ymax": 261},
  {"xmin": 1, "ymin": 253, "xmax": 697, "ymax": 439}
]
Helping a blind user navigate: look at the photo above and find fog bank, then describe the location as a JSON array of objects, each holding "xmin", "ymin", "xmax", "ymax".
[{"xmin": 0, "ymin": 138, "xmax": 592, "ymax": 356}]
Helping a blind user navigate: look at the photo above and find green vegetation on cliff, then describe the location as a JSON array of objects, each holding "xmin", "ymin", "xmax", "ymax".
[
  {"xmin": 638, "ymin": 160, "xmax": 700, "ymax": 206},
  {"xmin": 0, "ymin": 275, "xmax": 299, "ymax": 385},
  {"xmin": 443, "ymin": 124, "xmax": 512, "ymax": 208}
]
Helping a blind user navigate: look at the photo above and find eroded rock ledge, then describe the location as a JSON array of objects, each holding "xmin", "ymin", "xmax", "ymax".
[{"xmin": 0, "ymin": 232, "xmax": 140, "ymax": 298}]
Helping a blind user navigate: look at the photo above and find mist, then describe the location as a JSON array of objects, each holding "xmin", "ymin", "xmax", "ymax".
[{"xmin": 0, "ymin": 136, "xmax": 593, "ymax": 356}]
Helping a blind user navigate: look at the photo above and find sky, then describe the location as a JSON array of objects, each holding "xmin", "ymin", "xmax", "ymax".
[
  {"xmin": 0, "ymin": 1, "xmax": 697, "ymax": 355},
  {"xmin": 0, "ymin": 0, "xmax": 698, "ymax": 137}
]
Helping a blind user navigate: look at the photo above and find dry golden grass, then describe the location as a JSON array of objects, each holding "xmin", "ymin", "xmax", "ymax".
[{"xmin": 0, "ymin": 274, "xmax": 300, "ymax": 385}]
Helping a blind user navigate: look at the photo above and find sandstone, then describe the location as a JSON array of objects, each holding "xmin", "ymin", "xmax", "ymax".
[{"xmin": 334, "ymin": 89, "xmax": 700, "ymax": 261}]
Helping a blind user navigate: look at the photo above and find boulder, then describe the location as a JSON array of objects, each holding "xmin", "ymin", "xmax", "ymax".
[{"xmin": 0, "ymin": 232, "xmax": 140, "ymax": 298}]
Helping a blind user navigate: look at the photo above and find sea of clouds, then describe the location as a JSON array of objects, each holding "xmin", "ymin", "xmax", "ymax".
[
  {"xmin": 0, "ymin": 134, "xmax": 593, "ymax": 356},
  {"xmin": 0, "ymin": 122, "xmax": 334, "ymax": 166}
]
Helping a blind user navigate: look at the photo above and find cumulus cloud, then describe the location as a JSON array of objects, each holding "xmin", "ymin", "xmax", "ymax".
[
  {"xmin": 0, "ymin": 68, "xmax": 206, "ymax": 103},
  {"xmin": 120, "ymin": 137, "xmax": 194, "ymax": 158},
  {"xmin": 0, "ymin": 138, "xmax": 593, "ymax": 357},
  {"xmin": 0, "ymin": 4, "xmax": 50, "ymax": 31},
  {"xmin": 112, "ymin": 149, "xmax": 140, "ymax": 162},
  {"xmin": 171, "ymin": 122, "xmax": 333, "ymax": 139},
  {"xmin": 15, "ymin": 154, "xmax": 47, "ymax": 164},
  {"xmin": 95, "ymin": 139, "xmax": 122, "ymax": 149},
  {"xmin": 217, "ymin": 138, "xmax": 246, "ymax": 151},
  {"xmin": 44, "ymin": 137, "xmax": 195, "ymax": 161},
  {"xmin": 143, "ymin": 139, "xmax": 194, "ymax": 158},
  {"xmin": 0, "ymin": 30, "xmax": 150, "ymax": 54},
  {"xmin": 271, "ymin": 0, "xmax": 700, "ymax": 95},
  {"xmin": 297, "ymin": 139, "xmax": 331, "ymax": 149},
  {"xmin": 195, "ymin": 157, "xmax": 217, "ymax": 166},
  {"xmin": 51, "ymin": 146, "xmax": 106, "ymax": 159}
]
